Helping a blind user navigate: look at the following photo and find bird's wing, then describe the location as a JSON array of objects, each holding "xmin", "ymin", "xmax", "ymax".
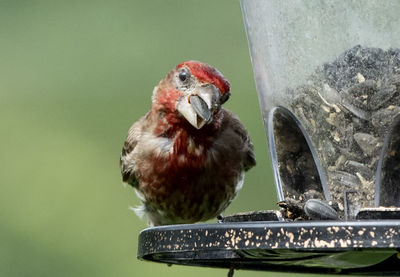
[
  {"xmin": 120, "ymin": 116, "xmax": 146, "ymax": 188},
  {"xmin": 225, "ymin": 110, "xmax": 256, "ymax": 171}
]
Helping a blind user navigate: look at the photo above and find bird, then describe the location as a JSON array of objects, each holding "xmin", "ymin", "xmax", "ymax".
[{"xmin": 120, "ymin": 61, "xmax": 256, "ymax": 226}]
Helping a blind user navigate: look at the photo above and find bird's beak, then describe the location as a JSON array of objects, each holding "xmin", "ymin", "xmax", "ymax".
[{"xmin": 177, "ymin": 84, "xmax": 220, "ymax": 129}]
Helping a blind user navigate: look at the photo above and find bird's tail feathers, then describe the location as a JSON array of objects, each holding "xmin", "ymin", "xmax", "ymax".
[{"xmin": 129, "ymin": 205, "xmax": 146, "ymax": 219}]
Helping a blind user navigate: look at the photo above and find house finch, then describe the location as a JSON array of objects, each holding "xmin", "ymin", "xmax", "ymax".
[{"xmin": 120, "ymin": 61, "xmax": 256, "ymax": 226}]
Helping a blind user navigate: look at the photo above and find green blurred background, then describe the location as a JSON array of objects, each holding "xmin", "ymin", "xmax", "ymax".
[{"xmin": 0, "ymin": 1, "xmax": 314, "ymax": 276}]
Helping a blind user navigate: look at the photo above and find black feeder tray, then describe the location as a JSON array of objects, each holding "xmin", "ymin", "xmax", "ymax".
[{"xmin": 138, "ymin": 210, "xmax": 400, "ymax": 275}]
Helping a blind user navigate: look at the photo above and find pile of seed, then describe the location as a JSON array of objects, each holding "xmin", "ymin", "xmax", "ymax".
[{"xmin": 282, "ymin": 45, "xmax": 400, "ymax": 218}]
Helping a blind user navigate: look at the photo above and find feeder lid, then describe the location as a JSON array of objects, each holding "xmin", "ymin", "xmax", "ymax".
[{"xmin": 138, "ymin": 211, "xmax": 400, "ymax": 275}]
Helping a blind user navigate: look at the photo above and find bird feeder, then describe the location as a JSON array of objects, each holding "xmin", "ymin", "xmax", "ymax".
[{"xmin": 138, "ymin": 1, "xmax": 400, "ymax": 274}]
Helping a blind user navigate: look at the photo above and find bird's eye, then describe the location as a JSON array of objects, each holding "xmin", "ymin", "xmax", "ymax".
[{"xmin": 179, "ymin": 71, "xmax": 187, "ymax": 82}]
